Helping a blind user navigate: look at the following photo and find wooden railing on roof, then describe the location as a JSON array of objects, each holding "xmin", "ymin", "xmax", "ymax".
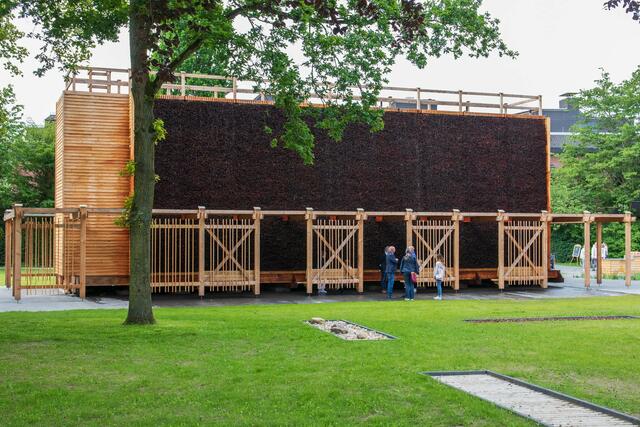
[{"xmin": 65, "ymin": 66, "xmax": 543, "ymax": 115}]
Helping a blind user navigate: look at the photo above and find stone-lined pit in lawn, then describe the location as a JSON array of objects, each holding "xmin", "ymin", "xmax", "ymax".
[{"xmin": 306, "ymin": 318, "xmax": 396, "ymax": 340}]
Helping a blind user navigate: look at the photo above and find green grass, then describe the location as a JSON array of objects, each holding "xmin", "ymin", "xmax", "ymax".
[
  {"xmin": 1, "ymin": 266, "xmax": 57, "ymax": 286},
  {"xmin": 1, "ymin": 297, "xmax": 640, "ymax": 426}
]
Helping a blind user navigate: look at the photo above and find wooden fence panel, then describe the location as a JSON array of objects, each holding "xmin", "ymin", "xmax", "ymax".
[
  {"xmin": 308, "ymin": 216, "xmax": 361, "ymax": 292},
  {"xmin": 150, "ymin": 217, "xmax": 198, "ymax": 292},
  {"xmin": 203, "ymin": 217, "xmax": 257, "ymax": 293},
  {"xmin": 500, "ymin": 219, "xmax": 547, "ymax": 287},
  {"xmin": 410, "ymin": 218, "xmax": 459, "ymax": 289}
]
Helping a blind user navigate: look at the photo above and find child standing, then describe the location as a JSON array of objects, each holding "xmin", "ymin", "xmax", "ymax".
[{"xmin": 433, "ymin": 254, "xmax": 445, "ymax": 300}]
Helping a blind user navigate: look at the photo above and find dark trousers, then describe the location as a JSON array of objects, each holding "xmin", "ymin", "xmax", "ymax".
[
  {"xmin": 380, "ymin": 271, "xmax": 387, "ymax": 290},
  {"xmin": 386, "ymin": 272, "xmax": 395, "ymax": 298},
  {"xmin": 403, "ymin": 272, "xmax": 415, "ymax": 299}
]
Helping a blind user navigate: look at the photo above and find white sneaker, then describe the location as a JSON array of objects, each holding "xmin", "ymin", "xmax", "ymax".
[{"xmin": 433, "ymin": 296, "xmax": 442, "ymax": 300}]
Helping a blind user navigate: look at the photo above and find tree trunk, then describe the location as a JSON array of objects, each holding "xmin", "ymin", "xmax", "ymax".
[{"xmin": 125, "ymin": 4, "xmax": 155, "ymax": 324}]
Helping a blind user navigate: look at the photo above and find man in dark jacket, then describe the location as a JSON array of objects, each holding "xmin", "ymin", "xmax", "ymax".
[
  {"xmin": 379, "ymin": 246, "xmax": 389, "ymax": 293},
  {"xmin": 385, "ymin": 246, "xmax": 398, "ymax": 299}
]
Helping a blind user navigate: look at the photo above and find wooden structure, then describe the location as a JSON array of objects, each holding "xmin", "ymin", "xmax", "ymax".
[
  {"xmin": 405, "ymin": 209, "xmax": 461, "ymax": 291},
  {"xmin": 305, "ymin": 209, "xmax": 365, "ymax": 294},
  {"xmin": 55, "ymin": 78, "xmax": 130, "ymax": 285},
  {"xmin": 4, "ymin": 207, "xmax": 635, "ymax": 301}
]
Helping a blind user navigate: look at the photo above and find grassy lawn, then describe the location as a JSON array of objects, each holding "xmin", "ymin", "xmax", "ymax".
[{"xmin": 1, "ymin": 297, "xmax": 640, "ymax": 426}]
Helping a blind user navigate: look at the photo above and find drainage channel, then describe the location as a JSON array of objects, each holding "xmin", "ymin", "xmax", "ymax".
[
  {"xmin": 424, "ymin": 371, "xmax": 640, "ymax": 426},
  {"xmin": 464, "ymin": 315, "xmax": 639, "ymax": 323},
  {"xmin": 306, "ymin": 318, "xmax": 397, "ymax": 340}
]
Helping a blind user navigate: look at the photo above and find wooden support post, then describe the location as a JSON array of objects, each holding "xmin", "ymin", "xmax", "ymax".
[
  {"xmin": 13, "ymin": 204, "xmax": 22, "ymax": 301},
  {"xmin": 624, "ymin": 211, "xmax": 634, "ymax": 287},
  {"xmin": 452, "ymin": 209, "xmax": 462, "ymax": 291},
  {"xmin": 232, "ymin": 77, "xmax": 238, "ymax": 100},
  {"xmin": 180, "ymin": 72, "xmax": 186, "ymax": 96},
  {"xmin": 253, "ymin": 207, "xmax": 262, "ymax": 295},
  {"xmin": 356, "ymin": 209, "xmax": 365, "ymax": 293},
  {"xmin": 583, "ymin": 211, "xmax": 592, "ymax": 288},
  {"xmin": 596, "ymin": 221, "xmax": 603, "ymax": 285},
  {"xmin": 541, "ymin": 210, "xmax": 550, "ymax": 288},
  {"xmin": 404, "ymin": 209, "xmax": 414, "ymax": 248},
  {"xmin": 305, "ymin": 208, "xmax": 314, "ymax": 295},
  {"xmin": 497, "ymin": 210, "xmax": 506, "ymax": 290},
  {"xmin": 458, "ymin": 90, "xmax": 463, "ymax": 112},
  {"xmin": 198, "ymin": 206, "xmax": 206, "ymax": 297},
  {"xmin": 4, "ymin": 214, "xmax": 11, "ymax": 289},
  {"xmin": 79, "ymin": 205, "xmax": 87, "ymax": 299},
  {"xmin": 416, "ymin": 88, "xmax": 421, "ymax": 110},
  {"xmin": 538, "ymin": 95, "xmax": 543, "ymax": 115},
  {"xmin": 499, "ymin": 93, "xmax": 504, "ymax": 114}
]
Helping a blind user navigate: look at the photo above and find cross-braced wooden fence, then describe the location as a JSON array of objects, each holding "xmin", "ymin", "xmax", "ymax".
[
  {"xmin": 405, "ymin": 209, "xmax": 461, "ymax": 290},
  {"xmin": 305, "ymin": 209, "xmax": 365, "ymax": 294},
  {"xmin": 497, "ymin": 210, "xmax": 550, "ymax": 289}
]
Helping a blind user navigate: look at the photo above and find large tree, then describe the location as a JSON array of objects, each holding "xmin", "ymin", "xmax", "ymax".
[{"xmin": 3, "ymin": 0, "xmax": 515, "ymax": 324}]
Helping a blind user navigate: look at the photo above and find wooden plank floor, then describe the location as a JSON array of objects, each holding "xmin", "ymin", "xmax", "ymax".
[{"xmin": 430, "ymin": 373, "xmax": 638, "ymax": 426}]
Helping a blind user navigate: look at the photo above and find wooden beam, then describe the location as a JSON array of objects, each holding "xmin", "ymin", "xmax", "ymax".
[
  {"xmin": 198, "ymin": 206, "xmax": 205, "ymax": 297},
  {"xmin": 253, "ymin": 207, "xmax": 262, "ymax": 295},
  {"xmin": 624, "ymin": 211, "xmax": 633, "ymax": 287},
  {"xmin": 497, "ymin": 210, "xmax": 506, "ymax": 290},
  {"xmin": 4, "ymin": 217, "xmax": 11, "ymax": 289},
  {"xmin": 541, "ymin": 210, "xmax": 550, "ymax": 288},
  {"xmin": 452, "ymin": 209, "xmax": 462, "ymax": 291},
  {"xmin": 305, "ymin": 208, "xmax": 314, "ymax": 295},
  {"xmin": 405, "ymin": 209, "xmax": 414, "ymax": 248},
  {"xmin": 596, "ymin": 222, "xmax": 602, "ymax": 285},
  {"xmin": 12, "ymin": 204, "xmax": 22, "ymax": 301},
  {"xmin": 357, "ymin": 208, "xmax": 365, "ymax": 293},
  {"xmin": 79, "ymin": 205, "xmax": 87, "ymax": 299},
  {"xmin": 583, "ymin": 211, "xmax": 592, "ymax": 288}
]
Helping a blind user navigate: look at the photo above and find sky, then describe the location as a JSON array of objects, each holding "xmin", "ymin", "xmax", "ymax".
[{"xmin": 1, "ymin": 0, "xmax": 639, "ymax": 123}]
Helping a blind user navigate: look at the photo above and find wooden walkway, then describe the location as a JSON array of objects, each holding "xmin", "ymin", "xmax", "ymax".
[{"xmin": 428, "ymin": 371, "xmax": 639, "ymax": 426}]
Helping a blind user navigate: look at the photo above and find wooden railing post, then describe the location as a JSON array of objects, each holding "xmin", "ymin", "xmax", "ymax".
[
  {"xmin": 416, "ymin": 88, "xmax": 421, "ymax": 110},
  {"xmin": 198, "ymin": 206, "xmax": 206, "ymax": 297},
  {"xmin": 356, "ymin": 208, "xmax": 365, "ymax": 294},
  {"xmin": 452, "ymin": 209, "xmax": 462, "ymax": 291},
  {"xmin": 4, "ymin": 212, "xmax": 12, "ymax": 289},
  {"xmin": 79, "ymin": 205, "xmax": 87, "ymax": 299},
  {"xmin": 458, "ymin": 90, "xmax": 463, "ymax": 112},
  {"xmin": 180, "ymin": 71, "xmax": 186, "ymax": 97},
  {"xmin": 499, "ymin": 92, "xmax": 504, "ymax": 114},
  {"xmin": 305, "ymin": 208, "xmax": 314, "ymax": 295},
  {"xmin": 13, "ymin": 204, "xmax": 23, "ymax": 301},
  {"xmin": 538, "ymin": 95, "xmax": 543, "ymax": 115},
  {"xmin": 253, "ymin": 207, "xmax": 262, "ymax": 296},
  {"xmin": 596, "ymin": 221, "xmax": 603, "ymax": 285},
  {"xmin": 404, "ymin": 209, "xmax": 414, "ymax": 248},
  {"xmin": 583, "ymin": 211, "xmax": 592, "ymax": 288},
  {"xmin": 497, "ymin": 210, "xmax": 506, "ymax": 290},
  {"xmin": 541, "ymin": 210, "xmax": 550, "ymax": 288},
  {"xmin": 624, "ymin": 211, "xmax": 634, "ymax": 287}
]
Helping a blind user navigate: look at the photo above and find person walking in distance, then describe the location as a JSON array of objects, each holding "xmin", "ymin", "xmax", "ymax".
[
  {"xmin": 433, "ymin": 254, "xmax": 446, "ymax": 300},
  {"xmin": 400, "ymin": 247, "xmax": 419, "ymax": 301},
  {"xmin": 379, "ymin": 246, "xmax": 389, "ymax": 294},
  {"xmin": 385, "ymin": 246, "xmax": 398, "ymax": 300}
]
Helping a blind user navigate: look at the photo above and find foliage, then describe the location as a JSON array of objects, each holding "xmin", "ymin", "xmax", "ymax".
[
  {"xmin": 1, "ymin": 297, "xmax": 640, "ymax": 424},
  {"xmin": 551, "ymin": 68, "xmax": 640, "ymax": 259},
  {"xmin": 0, "ymin": 87, "xmax": 55, "ymax": 265},
  {"xmin": 605, "ymin": 0, "xmax": 640, "ymax": 22}
]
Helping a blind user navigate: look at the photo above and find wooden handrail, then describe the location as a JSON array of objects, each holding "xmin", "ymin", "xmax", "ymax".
[{"xmin": 65, "ymin": 66, "xmax": 544, "ymax": 115}]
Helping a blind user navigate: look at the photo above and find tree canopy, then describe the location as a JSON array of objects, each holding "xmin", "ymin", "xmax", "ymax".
[{"xmin": 551, "ymin": 67, "xmax": 640, "ymax": 260}]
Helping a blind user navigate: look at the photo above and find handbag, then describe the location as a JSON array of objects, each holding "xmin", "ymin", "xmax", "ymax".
[{"xmin": 410, "ymin": 271, "xmax": 418, "ymax": 284}]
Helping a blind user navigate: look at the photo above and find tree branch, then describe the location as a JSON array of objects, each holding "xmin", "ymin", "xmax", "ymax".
[{"xmin": 151, "ymin": 36, "xmax": 205, "ymax": 93}]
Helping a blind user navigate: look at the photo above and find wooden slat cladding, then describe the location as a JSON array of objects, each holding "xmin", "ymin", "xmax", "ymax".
[{"xmin": 56, "ymin": 92, "xmax": 131, "ymax": 277}]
